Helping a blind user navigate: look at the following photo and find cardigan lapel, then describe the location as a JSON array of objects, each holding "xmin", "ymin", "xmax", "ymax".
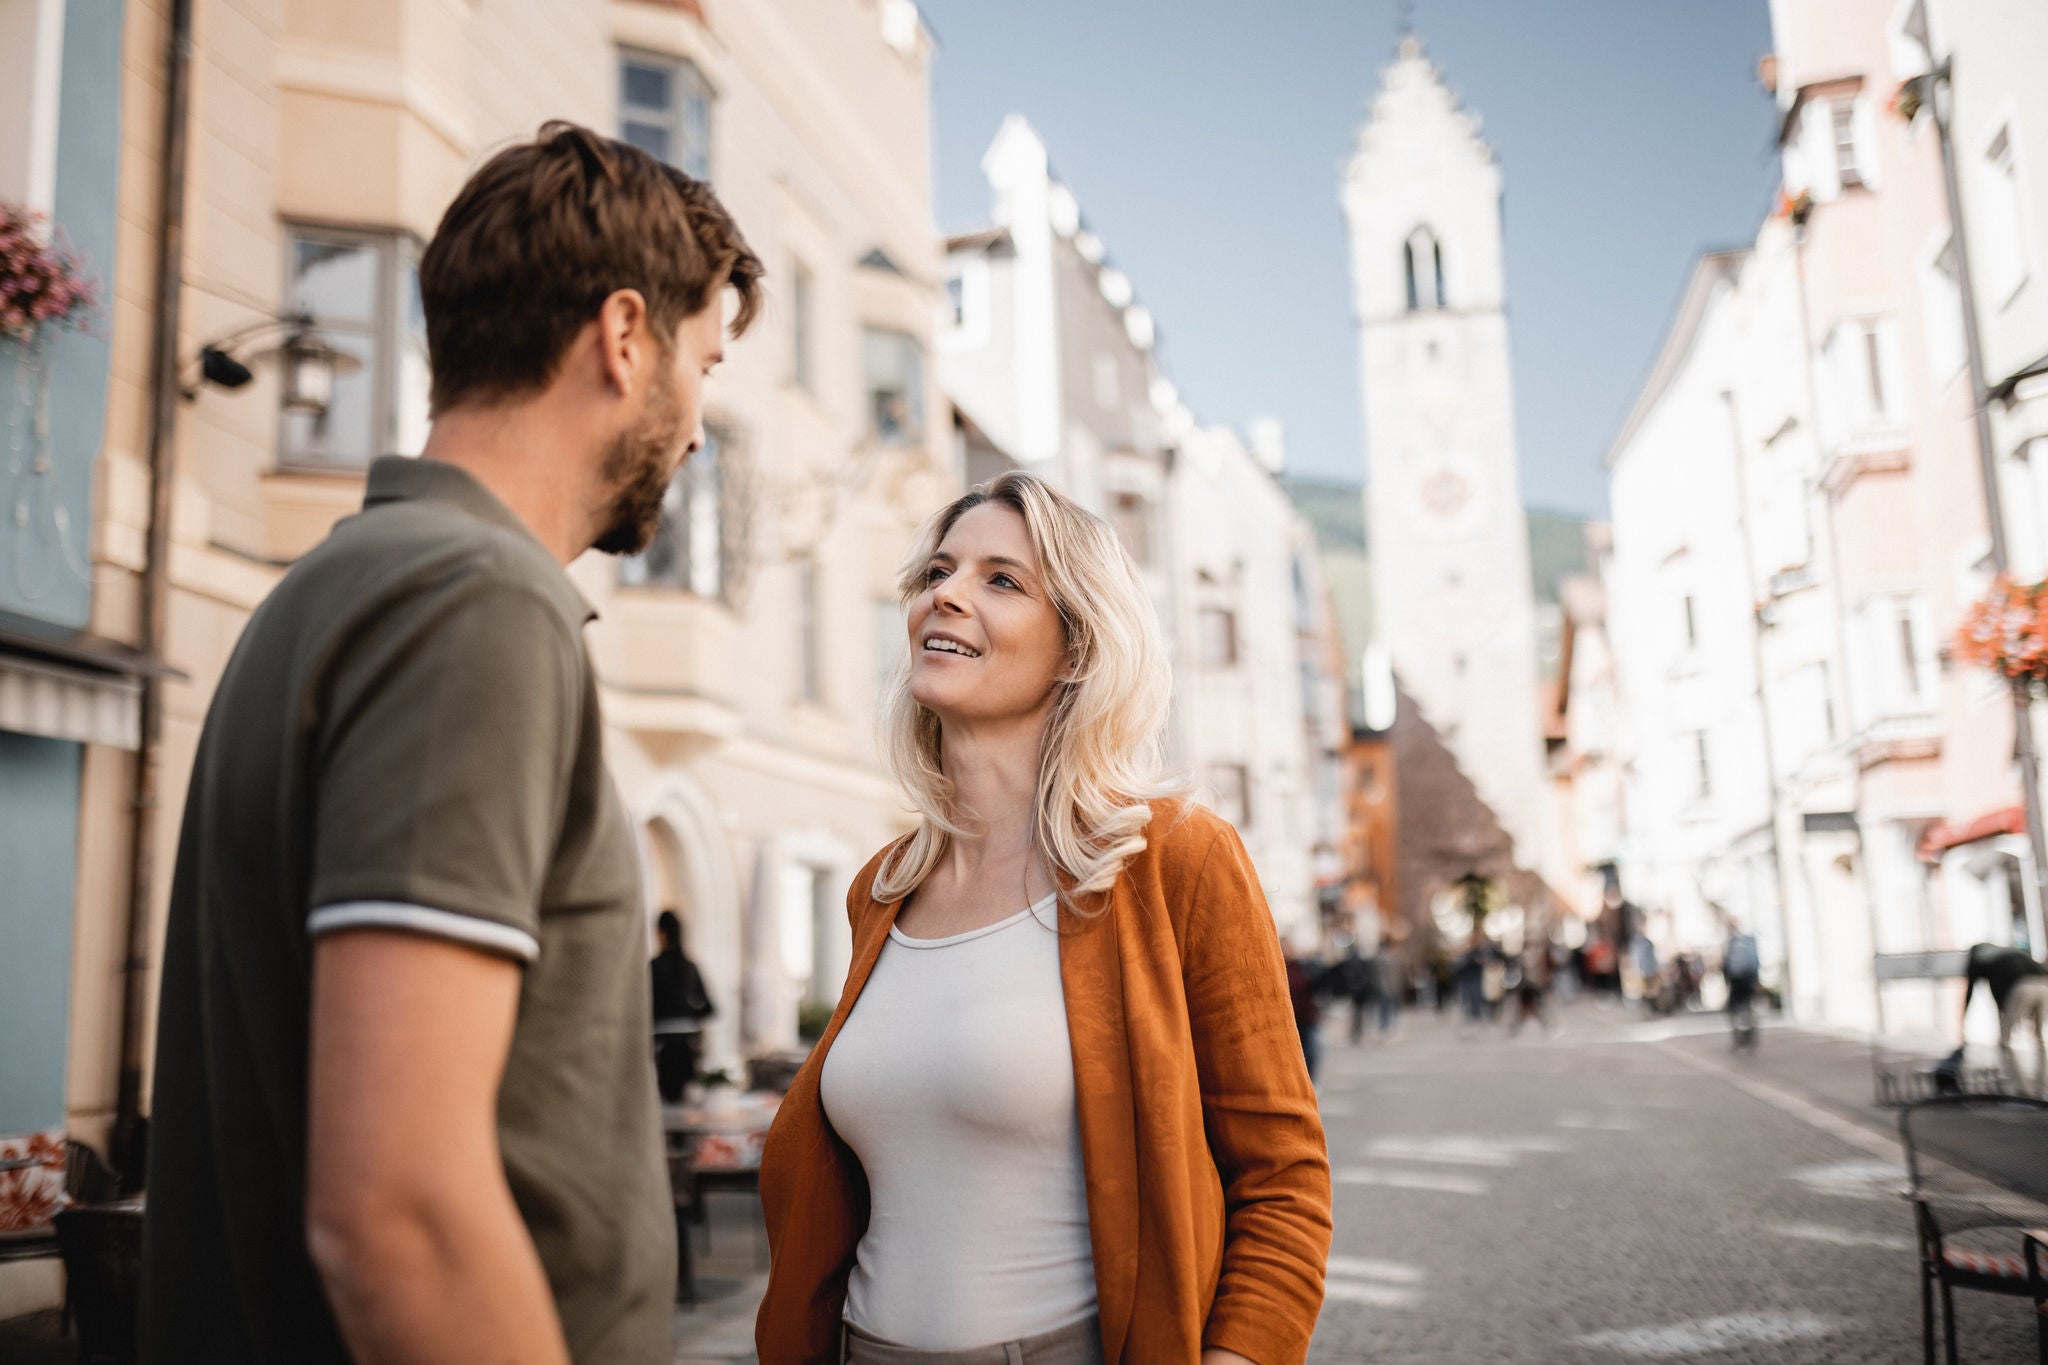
[{"xmin": 1059, "ymin": 883, "xmax": 1139, "ymax": 1363}]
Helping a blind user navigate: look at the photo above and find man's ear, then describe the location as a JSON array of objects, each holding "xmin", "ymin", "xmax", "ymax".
[{"xmin": 595, "ymin": 288, "xmax": 650, "ymax": 398}]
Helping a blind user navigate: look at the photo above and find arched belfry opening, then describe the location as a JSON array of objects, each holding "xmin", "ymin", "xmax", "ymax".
[{"xmin": 1404, "ymin": 226, "xmax": 1446, "ymax": 311}]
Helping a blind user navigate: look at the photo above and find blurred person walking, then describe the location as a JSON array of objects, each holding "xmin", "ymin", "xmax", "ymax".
[
  {"xmin": 140, "ymin": 123, "xmax": 762, "ymax": 1365},
  {"xmin": 1286, "ymin": 945, "xmax": 1325, "ymax": 1083},
  {"xmin": 1722, "ymin": 922, "xmax": 1761, "ymax": 1050},
  {"xmin": 755, "ymin": 473, "xmax": 1332, "ymax": 1364},
  {"xmin": 1338, "ymin": 945, "xmax": 1377, "ymax": 1045},
  {"xmin": 1954, "ymin": 942, "xmax": 2048, "ymax": 1088},
  {"xmin": 651, "ymin": 910, "xmax": 715, "ymax": 1103}
]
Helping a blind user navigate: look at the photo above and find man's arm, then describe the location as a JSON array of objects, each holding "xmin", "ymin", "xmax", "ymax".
[{"xmin": 306, "ymin": 929, "xmax": 570, "ymax": 1365}]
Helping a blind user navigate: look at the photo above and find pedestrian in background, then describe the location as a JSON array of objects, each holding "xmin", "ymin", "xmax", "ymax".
[
  {"xmin": 138, "ymin": 122, "xmax": 762, "ymax": 1365},
  {"xmin": 1286, "ymin": 945, "xmax": 1325, "ymax": 1082},
  {"xmin": 756, "ymin": 473, "xmax": 1332, "ymax": 1365},
  {"xmin": 651, "ymin": 910, "xmax": 715, "ymax": 1103},
  {"xmin": 1339, "ymin": 945, "xmax": 1377, "ymax": 1045},
  {"xmin": 1722, "ymin": 922, "xmax": 1761, "ymax": 1050},
  {"xmin": 1957, "ymin": 941, "xmax": 2048, "ymax": 1087}
]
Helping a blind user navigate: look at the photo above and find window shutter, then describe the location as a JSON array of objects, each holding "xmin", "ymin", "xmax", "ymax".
[
  {"xmin": 1804, "ymin": 101, "xmax": 1842, "ymax": 201},
  {"xmin": 1852, "ymin": 95, "xmax": 1883, "ymax": 191}
]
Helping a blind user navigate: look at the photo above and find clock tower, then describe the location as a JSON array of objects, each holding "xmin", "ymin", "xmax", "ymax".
[{"xmin": 1342, "ymin": 35, "xmax": 1548, "ymax": 870}]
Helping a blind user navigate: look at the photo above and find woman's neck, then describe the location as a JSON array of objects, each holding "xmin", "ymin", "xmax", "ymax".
[{"xmin": 938, "ymin": 715, "xmax": 1048, "ymax": 885}]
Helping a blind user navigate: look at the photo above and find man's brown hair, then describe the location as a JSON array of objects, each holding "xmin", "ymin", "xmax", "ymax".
[{"xmin": 420, "ymin": 120, "xmax": 763, "ymax": 414}]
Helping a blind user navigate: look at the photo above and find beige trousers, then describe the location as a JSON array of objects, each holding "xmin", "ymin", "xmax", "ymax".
[{"xmin": 839, "ymin": 1315, "xmax": 1105, "ymax": 1365}]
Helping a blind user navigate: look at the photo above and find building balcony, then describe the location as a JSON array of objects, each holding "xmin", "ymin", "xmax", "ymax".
[
  {"xmin": 1853, "ymin": 712, "xmax": 1943, "ymax": 771},
  {"xmin": 591, "ymin": 589, "xmax": 744, "ymax": 754}
]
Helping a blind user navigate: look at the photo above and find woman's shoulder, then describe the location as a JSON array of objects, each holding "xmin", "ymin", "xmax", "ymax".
[
  {"xmin": 1133, "ymin": 797, "xmax": 1236, "ymax": 870},
  {"xmin": 845, "ymin": 834, "xmax": 913, "ymax": 922}
]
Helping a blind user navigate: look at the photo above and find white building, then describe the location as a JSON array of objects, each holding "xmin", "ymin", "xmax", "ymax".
[
  {"xmin": 1341, "ymin": 36, "xmax": 1549, "ymax": 875},
  {"xmin": 1606, "ymin": 252, "xmax": 1790, "ymax": 971},
  {"xmin": 938, "ymin": 116, "xmax": 1344, "ymax": 941}
]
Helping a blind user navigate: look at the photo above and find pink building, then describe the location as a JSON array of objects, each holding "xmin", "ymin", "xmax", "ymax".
[{"xmin": 1769, "ymin": 0, "xmax": 2035, "ymax": 1033}]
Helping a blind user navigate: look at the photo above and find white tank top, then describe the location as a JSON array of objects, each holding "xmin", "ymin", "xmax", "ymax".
[{"xmin": 818, "ymin": 892, "xmax": 1097, "ymax": 1347}]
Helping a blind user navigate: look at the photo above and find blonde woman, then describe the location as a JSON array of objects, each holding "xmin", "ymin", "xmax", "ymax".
[{"xmin": 757, "ymin": 473, "xmax": 1331, "ymax": 1364}]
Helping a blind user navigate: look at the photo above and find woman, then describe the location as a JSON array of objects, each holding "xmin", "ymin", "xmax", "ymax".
[
  {"xmin": 650, "ymin": 910, "xmax": 714, "ymax": 1102},
  {"xmin": 756, "ymin": 473, "xmax": 1331, "ymax": 1364}
]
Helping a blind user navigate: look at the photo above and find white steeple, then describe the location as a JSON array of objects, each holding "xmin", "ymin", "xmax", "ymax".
[{"xmin": 1342, "ymin": 37, "xmax": 1550, "ymax": 872}]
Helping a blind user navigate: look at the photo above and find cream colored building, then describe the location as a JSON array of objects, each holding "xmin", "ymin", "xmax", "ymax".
[{"xmin": 50, "ymin": 0, "xmax": 956, "ymax": 1225}]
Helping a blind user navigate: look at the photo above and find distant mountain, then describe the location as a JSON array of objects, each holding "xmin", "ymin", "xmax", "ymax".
[{"xmin": 1282, "ymin": 478, "xmax": 1597, "ymax": 694}]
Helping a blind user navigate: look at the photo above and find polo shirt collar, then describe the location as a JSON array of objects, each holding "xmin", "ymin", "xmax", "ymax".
[{"xmin": 363, "ymin": 456, "xmax": 600, "ymax": 624}]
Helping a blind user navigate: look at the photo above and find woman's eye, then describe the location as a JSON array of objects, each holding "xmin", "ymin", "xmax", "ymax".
[
  {"xmin": 924, "ymin": 565, "xmax": 949, "ymax": 585},
  {"xmin": 990, "ymin": 573, "xmax": 1019, "ymax": 589}
]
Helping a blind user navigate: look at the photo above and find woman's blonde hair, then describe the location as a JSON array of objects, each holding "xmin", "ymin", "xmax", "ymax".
[{"xmin": 873, "ymin": 471, "xmax": 1183, "ymax": 906}]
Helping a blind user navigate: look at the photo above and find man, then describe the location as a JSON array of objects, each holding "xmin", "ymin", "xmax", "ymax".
[
  {"xmin": 1283, "ymin": 946, "xmax": 1323, "ymax": 1085},
  {"xmin": 140, "ymin": 122, "xmax": 761, "ymax": 1363}
]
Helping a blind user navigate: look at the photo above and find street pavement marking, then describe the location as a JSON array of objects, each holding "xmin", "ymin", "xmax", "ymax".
[
  {"xmin": 1785, "ymin": 1159, "xmax": 1909, "ymax": 1201},
  {"xmin": 1578, "ymin": 1312, "xmax": 1835, "ymax": 1356},
  {"xmin": 1326, "ymin": 1254, "xmax": 1425, "ymax": 1284},
  {"xmin": 1333, "ymin": 1165, "xmax": 1488, "ymax": 1196},
  {"xmin": 1557, "ymin": 1111, "xmax": 1638, "ymax": 1131},
  {"xmin": 1323, "ymin": 1281, "xmax": 1422, "ymax": 1308},
  {"xmin": 1767, "ymin": 1221, "xmax": 1914, "ymax": 1251},
  {"xmin": 1655, "ymin": 1040, "xmax": 1899, "ymax": 1161},
  {"xmin": 1361, "ymin": 1134, "xmax": 1569, "ymax": 1167}
]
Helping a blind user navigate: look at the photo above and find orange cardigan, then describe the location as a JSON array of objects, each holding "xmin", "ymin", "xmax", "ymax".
[{"xmin": 755, "ymin": 801, "xmax": 1332, "ymax": 1364}]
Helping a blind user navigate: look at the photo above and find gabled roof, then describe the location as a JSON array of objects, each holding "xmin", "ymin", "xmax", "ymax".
[{"xmin": 1603, "ymin": 249, "xmax": 1750, "ymax": 468}]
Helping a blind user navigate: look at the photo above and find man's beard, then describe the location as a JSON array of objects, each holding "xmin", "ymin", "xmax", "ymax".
[{"xmin": 593, "ymin": 368, "xmax": 686, "ymax": 557}]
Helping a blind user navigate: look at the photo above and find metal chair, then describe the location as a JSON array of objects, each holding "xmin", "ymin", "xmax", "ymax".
[{"xmin": 1899, "ymin": 1095, "xmax": 2048, "ymax": 1364}]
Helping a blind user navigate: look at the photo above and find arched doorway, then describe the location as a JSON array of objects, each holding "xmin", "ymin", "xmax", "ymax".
[{"xmin": 639, "ymin": 775, "xmax": 742, "ymax": 1078}]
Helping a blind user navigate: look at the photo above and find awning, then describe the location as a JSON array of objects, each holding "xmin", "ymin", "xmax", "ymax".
[
  {"xmin": 0, "ymin": 613, "xmax": 181, "ymax": 751},
  {"xmin": 1918, "ymin": 805, "xmax": 2027, "ymax": 862}
]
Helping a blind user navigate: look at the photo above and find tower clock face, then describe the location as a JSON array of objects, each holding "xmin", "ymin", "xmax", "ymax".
[{"xmin": 1410, "ymin": 453, "xmax": 1487, "ymax": 535}]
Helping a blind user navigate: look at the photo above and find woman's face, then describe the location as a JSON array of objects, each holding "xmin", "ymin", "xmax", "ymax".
[{"xmin": 907, "ymin": 502, "xmax": 1068, "ymax": 731}]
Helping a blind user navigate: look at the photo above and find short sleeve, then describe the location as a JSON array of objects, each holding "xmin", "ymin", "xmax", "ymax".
[{"xmin": 306, "ymin": 580, "xmax": 582, "ymax": 960}]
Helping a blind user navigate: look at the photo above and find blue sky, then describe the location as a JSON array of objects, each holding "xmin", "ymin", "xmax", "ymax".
[{"xmin": 917, "ymin": 0, "xmax": 1781, "ymax": 516}]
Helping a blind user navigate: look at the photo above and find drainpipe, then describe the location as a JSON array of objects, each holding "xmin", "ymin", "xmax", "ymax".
[
  {"xmin": 1720, "ymin": 387, "xmax": 1796, "ymax": 1013},
  {"xmin": 1918, "ymin": 46, "xmax": 2048, "ymax": 961},
  {"xmin": 112, "ymin": 0, "xmax": 194, "ymax": 1185}
]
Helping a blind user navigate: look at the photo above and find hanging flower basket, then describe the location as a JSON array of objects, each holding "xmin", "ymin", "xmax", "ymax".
[
  {"xmin": 0, "ymin": 201, "xmax": 98, "ymax": 341},
  {"xmin": 1954, "ymin": 574, "xmax": 2048, "ymax": 691},
  {"xmin": 1887, "ymin": 75, "xmax": 1928, "ymax": 124},
  {"xmin": 1773, "ymin": 187, "xmax": 1815, "ymax": 227}
]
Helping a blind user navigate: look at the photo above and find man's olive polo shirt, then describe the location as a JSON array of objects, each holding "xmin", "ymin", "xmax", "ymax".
[{"xmin": 141, "ymin": 457, "xmax": 672, "ymax": 1363}]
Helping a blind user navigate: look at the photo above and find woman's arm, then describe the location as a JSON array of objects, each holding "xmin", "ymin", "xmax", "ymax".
[{"xmin": 1182, "ymin": 823, "xmax": 1333, "ymax": 1365}]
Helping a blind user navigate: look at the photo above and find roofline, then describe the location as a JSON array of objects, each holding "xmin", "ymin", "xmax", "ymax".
[{"xmin": 1603, "ymin": 247, "xmax": 1752, "ymax": 469}]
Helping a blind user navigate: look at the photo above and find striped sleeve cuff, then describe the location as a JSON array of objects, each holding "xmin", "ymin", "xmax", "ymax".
[{"xmin": 307, "ymin": 900, "xmax": 540, "ymax": 963}]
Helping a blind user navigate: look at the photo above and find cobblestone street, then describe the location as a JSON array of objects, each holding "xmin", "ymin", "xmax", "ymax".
[{"xmin": 676, "ymin": 1001, "xmax": 2042, "ymax": 1363}]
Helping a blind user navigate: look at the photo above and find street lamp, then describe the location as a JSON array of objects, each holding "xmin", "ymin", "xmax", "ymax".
[{"xmin": 181, "ymin": 312, "xmax": 360, "ymax": 419}]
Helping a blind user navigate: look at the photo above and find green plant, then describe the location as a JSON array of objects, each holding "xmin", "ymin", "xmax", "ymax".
[{"xmin": 797, "ymin": 999, "xmax": 834, "ymax": 1041}]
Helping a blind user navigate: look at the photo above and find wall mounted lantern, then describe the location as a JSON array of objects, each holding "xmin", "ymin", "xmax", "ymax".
[{"xmin": 181, "ymin": 312, "xmax": 361, "ymax": 420}]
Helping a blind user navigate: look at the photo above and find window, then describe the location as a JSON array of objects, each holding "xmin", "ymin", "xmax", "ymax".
[
  {"xmin": 1832, "ymin": 101, "xmax": 1864, "ymax": 189},
  {"xmin": 791, "ymin": 259, "xmax": 815, "ymax": 393},
  {"xmin": 1920, "ymin": 234, "xmax": 1966, "ymax": 382},
  {"xmin": 1786, "ymin": 661, "xmax": 1838, "ymax": 758},
  {"xmin": 1846, "ymin": 593, "xmax": 1935, "ymax": 725},
  {"xmin": 873, "ymin": 596, "xmax": 903, "ymax": 699},
  {"xmin": 280, "ymin": 226, "xmax": 426, "ymax": 469},
  {"xmin": 1689, "ymin": 730, "xmax": 1713, "ymax": 802},
  {"xmin": 1402, "ymin": 227, "xmax": 1444, "ymax": 311},
  {"xmin": 620, "ymin": 427, "xmax": 726, "ymax": 597},
  {"xmin": 1819, "ymin": 317, "xmax": 1901, "ymax": 443},
  {"xmin": 1109, "ymin": 490, "xmax": 1151, "ymax": 567},
  {"xmin": 1206, "ymin": 763, "xmax": 1252, "ymax": 829},
  {"xmin": 2002, "ymin": 439, "xmax": 2048, "ymax": 582},
  {"xmin": 619, "ymin": 51, "xmax": 712, "ymax": 180},
  {"xmin": 779, "ymin": 862, "xmax": 837, "ymax": 1003},
  {"xmin": 1981, "ymin": 125, "xmax": 2030, "ymax": 304},
  {"xmin": 945, "ymin": 274, "xmax": 966, "ymax": 328},
  {"xmin": 863, "ymin": 327, "xmax": 925, "ymax": 444},
  {"xmin": 1197, "ymin": 607, "xmax": 1239, "ymax": 668},
  {"xmin": 1092, "ymin": 352, "xmax": 1120, "ymax": 408},
  {"xmin": 797, "ymin": 559, "xmax": 823, "ymax": 704}
]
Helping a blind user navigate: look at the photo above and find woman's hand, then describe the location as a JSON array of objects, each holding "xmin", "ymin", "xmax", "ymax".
[{"xmin": 1202, "ymin": 1351, "xmax": 1256, "ymax": 1365}]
